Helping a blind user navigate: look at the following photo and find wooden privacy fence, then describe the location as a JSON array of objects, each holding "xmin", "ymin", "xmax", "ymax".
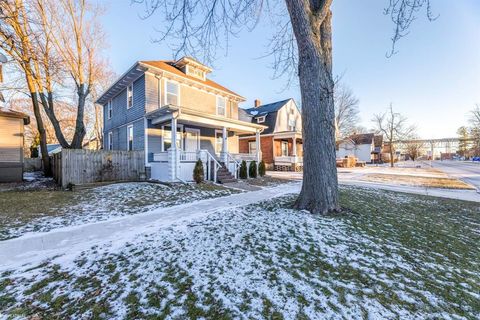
[{"xmin": 51, "ymin": 149, "xmax": 145, "ymax": 188}]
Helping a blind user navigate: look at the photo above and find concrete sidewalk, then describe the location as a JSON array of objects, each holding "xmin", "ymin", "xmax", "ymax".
[{"xmin": 0, "ymin": 182, "xmax": 301, "ymax": 270}]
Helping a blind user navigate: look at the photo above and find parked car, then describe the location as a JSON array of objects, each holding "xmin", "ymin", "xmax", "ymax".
[{"xmin": 472, "ymin": 157, "xmax": 480, "ymax": 162}]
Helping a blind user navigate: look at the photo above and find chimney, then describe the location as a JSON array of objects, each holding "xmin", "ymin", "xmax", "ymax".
[{"xmin": 254, "ymin": 99, "xmax": 262, "ymax": 108}]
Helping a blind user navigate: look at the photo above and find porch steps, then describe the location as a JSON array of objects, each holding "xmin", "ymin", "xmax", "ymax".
[{"xmin": 217, "ymin": 165, "xmax": 237, "ymax": 184}]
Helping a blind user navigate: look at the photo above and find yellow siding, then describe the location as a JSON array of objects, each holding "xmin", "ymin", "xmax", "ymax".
[{"xmin": 0, "ymin": 116, "xmax": 23, "ymax": 162}]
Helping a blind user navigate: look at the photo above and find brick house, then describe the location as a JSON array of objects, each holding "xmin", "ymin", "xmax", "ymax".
[{"xmin": 239, "ymin": 98, "xmax": 303, "ymax": 171}]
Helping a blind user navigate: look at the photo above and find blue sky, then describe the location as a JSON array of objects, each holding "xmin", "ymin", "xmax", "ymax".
[{"xmin": 102, "ymin": 1, "xmax": 480, "ymax": 138}]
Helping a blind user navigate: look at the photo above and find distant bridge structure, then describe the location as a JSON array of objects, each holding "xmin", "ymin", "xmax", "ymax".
[{"xmin": 394, "ymin": 137, "xmax": 476, "ymax": 157}]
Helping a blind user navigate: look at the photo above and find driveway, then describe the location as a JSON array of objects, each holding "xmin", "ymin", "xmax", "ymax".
[{"xmin": 430, "ymin": 160, "xmax": 480, "ymax": 190}]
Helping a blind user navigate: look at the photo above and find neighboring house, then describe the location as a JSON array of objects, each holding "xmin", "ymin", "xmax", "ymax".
[
  {"xmin": 39, "ymin": 144, "xmax": 62, "ymax": 156},
  {"xmin": 372, "ymin": 135, "xmax": 384, "ymax": 163},
  {"xmin": 336, "ymin": 133, "xmax": 376, "ymax": 163},
  {"xmin": 0, "ymin": 109, "xmax": 30, "ymax": 182},
  {"xmin": 239, "ymin": 98, "xmax": 303, "ymax": 171},
  {"xmin": 97, "ymin": 56, "xmax": 266, "ymax": 182}
]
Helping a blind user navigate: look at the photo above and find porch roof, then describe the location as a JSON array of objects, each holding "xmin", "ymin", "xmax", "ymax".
[
  {"xmin": 273, "ymin": 131, "xmax": 302, "ymax": 140},
  {"xmin": 146, "ymin": 105, "xmax": 267, "ymax": 134}
]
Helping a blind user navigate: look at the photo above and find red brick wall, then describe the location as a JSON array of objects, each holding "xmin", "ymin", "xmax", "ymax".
[{"xmin": 238, "ymin": 136, "xmax": 274, "ymax": 165}]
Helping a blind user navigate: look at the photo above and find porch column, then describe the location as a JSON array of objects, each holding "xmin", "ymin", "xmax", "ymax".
[
  {"xmin": 255, "ymin": 130, "xmax": 261, "ymax": 163},
  {"xmin": 221, "ymin": 126, "xmax": 228, "ymax": 163},
  {"xmin": 292, "ymin": 137, "xmax": 297, "ymax": 157},
  {"xmin": 168, "ymin": 116, "xmax": 178, "ymax": 181}
]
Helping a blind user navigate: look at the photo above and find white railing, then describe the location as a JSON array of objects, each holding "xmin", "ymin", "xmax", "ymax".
[
  {"xmin": 231, "ymin": 153, "xmax": 257, "ymax": 162},
  {"xmin": 198, "ymin": 149, "xmax": 221, "ymax": 182},
  {"xmin": 180, "ymin": 151, "xmax": 198, "ymax": 162},
  {"xmin": 153, "ymin": 152, "xmax": 168, "ymax": 162},
  {"xmin": 225, "ymin": 152, "xmax": 240, "ymax": 179},
  {"xmin": 274, "ymin": 156, "xmax": 303, "ymax": 164}
]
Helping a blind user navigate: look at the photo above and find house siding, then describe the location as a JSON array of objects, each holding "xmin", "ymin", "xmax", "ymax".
[{"xmin": 104, "ymin": 75, "xmax": 146, "ymax": 150}]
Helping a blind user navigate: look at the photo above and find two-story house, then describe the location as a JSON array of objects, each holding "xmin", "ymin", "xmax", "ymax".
[
  {"xmin": 239, "ymin": 98, "xmax": 303, "ymax": 171},
  {"xmin": 97, "ymin": 57, "xmax": 266, "ymax": 183}
]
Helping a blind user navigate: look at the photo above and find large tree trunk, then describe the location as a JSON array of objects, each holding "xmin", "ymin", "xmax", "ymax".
[
  {"xmin": 39, "ymin": 92, "xmax": 71, "ymax": 148},
  {"xmin": 70, "ymin": 84, "xmax": 87, "ymax": 149},
  {"xmin": 30, "ymin": 91, "xmax": 52, "ymax": 176},
  {"xmin": 286, "ymin": 0, "xmax": 340, "ymax": 214}
]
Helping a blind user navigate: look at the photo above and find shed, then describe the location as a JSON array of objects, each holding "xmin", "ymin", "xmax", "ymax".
[{"xmin": 0, "ymin": 109, "xmax": 30, "ymax": 182}]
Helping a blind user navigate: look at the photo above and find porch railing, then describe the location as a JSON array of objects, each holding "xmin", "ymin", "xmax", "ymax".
[
  {"xmin": 180, "ymin": 151, "xmax": 198, "ymax": 162},
  {"xmin": 224, "ymin": 152, "xmax": 240, "ymax": 179},
  {"xmin": 231, "ymin": 153, "xmax": 257, "ymax": 162},
  {"xmin": 198, "ymin": 149, "xmax": 221, "ymax": 182},
  {"xmin": 274, "ymin": 156, "xmax": 303, "ymax": 164}
]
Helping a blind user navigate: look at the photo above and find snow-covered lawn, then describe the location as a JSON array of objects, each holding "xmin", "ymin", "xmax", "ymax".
[
  {"xmin": 0, "ymin": 182, "xmax": 239, "ymax": 240},
  {"xmin": 0, "ymin": 186, "xmax": 478, "ymax": 319}
]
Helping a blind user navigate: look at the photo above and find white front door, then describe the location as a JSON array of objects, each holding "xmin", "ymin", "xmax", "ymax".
[{"xmin": 185, "ymin": 128, "xmax": 200, "ymax": 152}]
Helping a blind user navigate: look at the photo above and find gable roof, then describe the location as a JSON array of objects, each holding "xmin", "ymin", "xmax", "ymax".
[
  {"xmin": 349, "ymin": 133, "xmax": 375, "ymax": 145},
  {"xmin": 140, "ymin": 60, "xmax": 243, "ymax": 99},
  {"xmin": 244, "ymin": 99, "xmax": 291, "ymax": 117},
  {"xmin": 241, "ymin": 99, "xmax": 295, "ymax": 135},
  {"xmin": 96, "ymin": 58, "xmax": 245, "ymax": 105}
]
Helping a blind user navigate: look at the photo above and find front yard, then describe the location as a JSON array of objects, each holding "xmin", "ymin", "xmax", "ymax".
[
  {"xmin": 0, "ymin": 182, "xmax": 239, "ymax": 240},
  {"xmin": 0, "ymin": 186, "xmax": 478, "ymax": 319}
]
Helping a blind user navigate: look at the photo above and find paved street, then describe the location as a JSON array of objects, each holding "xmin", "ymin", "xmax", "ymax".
[{"xmin": 430, "ymin": 160, "xmax": 480, "ymax": 190}]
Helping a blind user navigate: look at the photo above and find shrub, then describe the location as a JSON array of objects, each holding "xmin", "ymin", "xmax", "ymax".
[
  {"xmin": 239, "ymin": 160, "xmax": 248, "ymax": 179},
  {"xmin": 258, "ymin": 161, "xmax": 266, "ymax": 177},
  {"xmin": 193, "ymin": 159, "xmax": 204, "ymax": 184},
  {"xmin": 249, "ymin": 160, "xmax": 257, "ymax": 178}
]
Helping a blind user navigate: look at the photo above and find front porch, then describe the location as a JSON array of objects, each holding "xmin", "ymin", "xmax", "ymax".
[
  {"xmin": 273, "ymin": 132, "xmax": 303, "ymax": 172},
  {"xmin": 146, "ymin": 105, "xmax": 265, "ymax": 182}
]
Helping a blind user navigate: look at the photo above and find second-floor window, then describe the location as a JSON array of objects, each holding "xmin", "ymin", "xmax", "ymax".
[
  {"xmin": 288, "ymin": 119, "xmax": 296, "ymax": 131},
  {"xmin": 107, "ymin": 100, "xmax": 112, "ymax": 119},
  {"xmin": 127, "ymin": 125, "xmax": 133, "ymax": 151},
  {"xmin": 108, "ymin": 131, "xmax": 113, "ymax": 150},
  {"xmin": 217, "ymin": 96, "xmax": 226, "ymax": 116},
  {"xmin": 127, "ymin": 84, "xmax": 133, "ymax": 109},
  {"xmin": 166, "ymin": 81, "xmax": 179, "ymax": 105}
]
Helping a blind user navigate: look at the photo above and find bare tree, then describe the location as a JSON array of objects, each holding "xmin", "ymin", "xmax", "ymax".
[
  {"xmin": 0, "ymin": 0, "xmax": 52, "ymax": 175},
  {"xmin": 373, "ymin": 104, "xmax": 414, "ymax": 167},
  {"xmin": 134, "ymin": 0, "xmax": 434, "ymax": 214},
  {"xmin": 469, "ymin": 104, "xmax": 480, "ymax": 156},
  {"xmin": 334, "ymin": 84, "xmax": 360, "ymax": 139},
  {"xmin": 0, "ymin": 0, "xmax": 107, "ymax": 154},
  {"xmin": 405, "ymin": 139, "xmax": 424, "ymax": 161}
]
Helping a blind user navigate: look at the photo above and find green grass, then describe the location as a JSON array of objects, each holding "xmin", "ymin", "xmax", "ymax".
[
  {"xmin": 0, "ymin": 182, "xmax": 239, "ymax": 240},
  {"xmin": 0, "ymin": 186, "xmax": 478, "ymax": 318}
]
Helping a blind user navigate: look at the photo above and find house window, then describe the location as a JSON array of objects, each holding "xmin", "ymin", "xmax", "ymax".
[
  {"xmin": 281, "ymin": 141, "xmax": 288, "ymax": 156},
  {"xmin": 127, "ymin": 125, "xmax": 133, "ymax": 151},
  {"xmin": 257, "ymin": 116, "xmax": 266, "ymax": 123},
  {"xmin": 127, "ymin": 84, "xmax": 133, "ymax": 109},
  {"xmin": 249, "ymin": 141, "xmax": 257, "ymax": 155},
  {"xmin": 108, "ymin": 131, "xmax": 113, "ymax": 150},
  {"xmin": 107, "ymin": 100, "xmax": 112, "ymax": 119},
  {"xmin": 166, "ymin": 80, "xmax": 179, "ymax": 105},
  {"xmin": 162, "ymin": 125, "xmax": 183, "ymax": 151},
  {"xmin": 217, "ymin": 96, "xmax": 226, "ymax": 116},
  {"xmin": 288, "ymin": 119, "xmax": 296, "ymax": 131}
]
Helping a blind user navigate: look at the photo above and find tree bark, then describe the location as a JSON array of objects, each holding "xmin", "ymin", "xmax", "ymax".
[
  {"xmin": 286, "ymin": 0, "xmax": 340, "ymax": 214},
  {"xmin": 70, "ymin": 84, "xmax": 87, "ymax": 148},
  {"xmin": 30, "ymin": 91, "xmax": 52, "ymax": 176}
]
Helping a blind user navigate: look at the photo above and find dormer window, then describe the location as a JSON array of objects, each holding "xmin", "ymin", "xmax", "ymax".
[
  {"xmin": 257, "ymin": 116, "xmax": 266, "ymax": 123},
  {"xmin": 166, "ymin": 80, "xmax": 179, "ymax": 105},
  {"xmin": 127, "ymin": 84, "xmax": 133, "ymax": 109},
  {"xmin": 174, "ymin": 57, "xmax": 212, "ymax": 81},
  {"xmin": 217, "ymin": 96, "xmax": 226, "ymax": 116}
]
